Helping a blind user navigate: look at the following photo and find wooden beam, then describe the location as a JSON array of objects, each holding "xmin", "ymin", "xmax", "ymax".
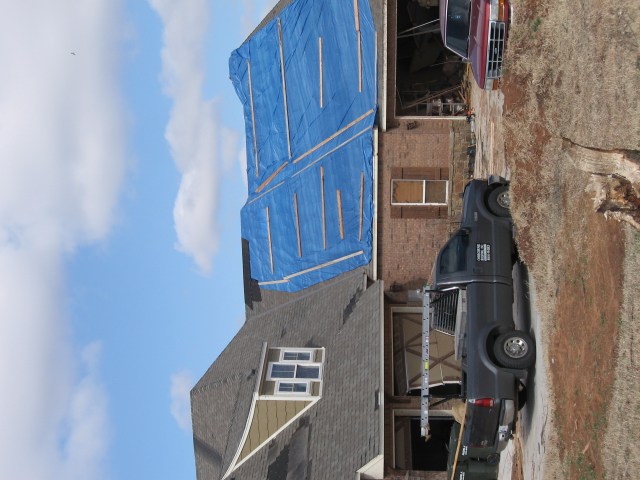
[
  {"xmin": 266, "ymin": 206, "xmax": 274, "ymax": 273},
  {"xmin": 294, "ymin": 192, "xmax": 302, "ymax": 257},
  {"xmin": 256, "ymin": 161, "xmax": 288, "ymax": 193},
  {"xmin": 451, "ymin": 405, "xmax": 467, "ymax": 480},
  {"xmin": 318, "ymin": 37, "xmax": 324, "ymax": 108},
  {"xmin": 284, "ymin": 251, "xmax": 364, "ymax": 280},
  {"xmin": 248, "ymin": 127, "xmax": 370, "ymax": 206},
  {"xmin": 293, "ymin": 109, "xmax": 375, "ymax": 164},
  {"xmin": 247, "ymin": 60, "xmax": 259, "ymax": 177},
  {"xmin": 277, "ymin": 18, "xmax": 292, "ymax": 159},
  {"xmin": 321, "ymin": 167, "xmax": 326, "ymax": 249},
  {"xmin": 354, "ymin": 0, "xmax": 361, "ymax": 92},
  {"xmin": 260, "ymin": 251, "xmax": 364, "ymax": 285},
  {"xmin": 336, "ymin": 189, "xmax": 344, "ymax": 239},
  {"xmin": 357, "ymin": 30, "xmax": 362, "ymax": 93},
  {"xmin": 359, "ymin": 172, "xmax": 364, "ymax": 240}
]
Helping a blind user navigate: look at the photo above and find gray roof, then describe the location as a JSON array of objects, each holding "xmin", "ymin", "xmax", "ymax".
[{"xmin": 191, "ymin": 269, "xmax": 383, "ymax": 479}]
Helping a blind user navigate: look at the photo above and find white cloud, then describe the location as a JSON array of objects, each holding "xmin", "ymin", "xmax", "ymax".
[
  {"xmin": 61, "ymin": 342, "xmax": 111, "ymax": 480},
  {"xmin": 170, "ymin": 370, "xmax": 195, "ymax": 433},
  {"xmin": 149, "ymin": 0, "xmax": 244, "ymax": 275},
  {"xmin": 0, "ymin": 0, "xmax": 126, "ymax": 478}
]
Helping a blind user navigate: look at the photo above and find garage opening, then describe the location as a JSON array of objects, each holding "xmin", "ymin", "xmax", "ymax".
[
  {"xmin": 395, "ymin": 0, "xmax": 466, "ymax": 117},
  {"xmin": 394, "ymin": 415, "xmax": 455, "ymax": 471}
]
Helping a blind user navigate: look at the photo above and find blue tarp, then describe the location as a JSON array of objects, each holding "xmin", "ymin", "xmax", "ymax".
[{"xmin": 230, "ymin": 0, "xmax": 377, "ymax": 292}]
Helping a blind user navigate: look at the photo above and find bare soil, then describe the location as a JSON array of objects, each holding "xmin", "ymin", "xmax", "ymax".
[{"xmin": 469, "ymin": 0, "xmax": 640, "ymax": 477}]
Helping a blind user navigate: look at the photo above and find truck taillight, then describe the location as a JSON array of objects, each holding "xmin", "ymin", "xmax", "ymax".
[
  {"xmin": 469, "ymin": 398, "xmax": 495, "ymax": 408},
  {"xmin": 498, "ymin": 0, "xmax": 505, "ymax": 21}
]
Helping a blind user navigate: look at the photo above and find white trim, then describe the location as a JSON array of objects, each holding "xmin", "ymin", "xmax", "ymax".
[
  {"xmin": 221, "ymin": 343, "xmax": 268, "ymax": 480},
  {"xmin": 257, "ymin": 278, "xmax": 290, "ymax": 286},
  {"xmin": 378, "ymin": 279, "xmax": 385, "ymax": 469},
  {"xmin": 391, "ymin": 0, "xmax": 396, "ymax": 123},
  {"xmin": 381, "ymin": 0, "xmax": 387, "ymax": 131},
  {"xmin": 372, "ymin": 127, "xmax": 379, "ymax": 281},
  {"xmin": 396, "ymin": 115, "xmax": 468, "ymax": 121},
  {"xmin": 356, "ymin": 454, "xmax": 384, "ymax": 479}
]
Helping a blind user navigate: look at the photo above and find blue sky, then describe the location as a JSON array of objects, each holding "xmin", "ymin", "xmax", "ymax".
[{"xmin": 0, "ymin": 0, "xmax": 276, "ymax": 478}]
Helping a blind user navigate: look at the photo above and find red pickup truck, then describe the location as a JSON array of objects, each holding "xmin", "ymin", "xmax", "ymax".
[{"xmin": 440, "ymin": 0, "xmax": 510, "ymax": 89}]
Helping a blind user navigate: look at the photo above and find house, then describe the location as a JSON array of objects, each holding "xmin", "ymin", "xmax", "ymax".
[
  {"xmin": 191, "ymin": 270, "xmax": 385, "ymax": 479},
  {"xmin": 192, "ymin": 0, "xmax": 473, "ymax": 478}
]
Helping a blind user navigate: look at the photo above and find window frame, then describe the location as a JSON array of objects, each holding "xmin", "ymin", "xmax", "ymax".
[
  {"xmin": 275, "ymin": 381, "xmax": 311, "ymax": 395},
  {"xmin": 279, "ymin": 348, "xmax": 315, "ymax": 362},
  {"xmin": 267, "ymin": 361, "xmax": 323, "ymax": 381},
  {"xmin": 391, "ymin": 179, "xmax": 449, "ymax": 206}
]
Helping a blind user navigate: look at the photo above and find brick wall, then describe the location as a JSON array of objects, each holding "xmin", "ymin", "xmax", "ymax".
[{"xmin": 378, "ymin": 120, "xmax": 453, "ymax": 294}]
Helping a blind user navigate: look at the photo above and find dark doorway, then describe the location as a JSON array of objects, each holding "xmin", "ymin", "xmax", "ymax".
[
  {"xmin": 411, "ymin": 417, "xmax": 453, "ymax": 471},
  {"xmin": 394, "ymin": 416, "xmax": 454, "ymax": 471}
]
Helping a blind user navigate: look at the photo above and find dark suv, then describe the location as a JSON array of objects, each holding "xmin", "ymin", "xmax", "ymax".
[{"xmin": 429, "ymin": 177, "xmax": 535, "ymax": 455}]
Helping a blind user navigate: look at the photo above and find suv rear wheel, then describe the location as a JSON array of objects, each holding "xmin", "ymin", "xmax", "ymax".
[
  {"xmin": 493, "ymin": 331, "xmax": 535, "ymax": 369},
  {"xmin": 487, "ymin": 185, "xmax": 511, "ymax": 218}
]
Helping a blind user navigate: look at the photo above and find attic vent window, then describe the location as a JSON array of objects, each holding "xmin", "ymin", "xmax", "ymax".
[{"xmin": 282, "ymin": 351, "xmax": 311, "ymax": 361}]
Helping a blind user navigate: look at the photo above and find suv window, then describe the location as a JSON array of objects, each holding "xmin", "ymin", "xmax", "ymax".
[
  {"xmin": 445, "ymin": 0, "xmax": 471, "ymax": 57},
  {"xmin": 439, "ymin": 231, "xmax": 469, "ymax": 275}
]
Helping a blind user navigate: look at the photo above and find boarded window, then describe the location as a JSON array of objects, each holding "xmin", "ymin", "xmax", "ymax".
[
  {"xmin": 390, "ymin": 167, "xmax": 450, "ymax": 219},
  {"xmin": 392, "ymin": 179, "xmax": 448, "ymax": 205}
]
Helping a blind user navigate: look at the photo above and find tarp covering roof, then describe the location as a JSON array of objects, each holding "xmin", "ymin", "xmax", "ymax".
[{"xmin": 230, "ymin": 0, "xmax": 377, "ymax": 291}]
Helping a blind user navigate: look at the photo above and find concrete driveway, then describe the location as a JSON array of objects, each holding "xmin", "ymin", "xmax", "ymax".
[{"xmin": 498, "ymin": 263, "xmax": 552, "ymax": 480}]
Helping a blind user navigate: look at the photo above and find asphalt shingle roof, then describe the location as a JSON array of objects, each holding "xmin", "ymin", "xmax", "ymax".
[{"xmin": 191, "ymin": 269, "xmax": 382, "ymax": 479}]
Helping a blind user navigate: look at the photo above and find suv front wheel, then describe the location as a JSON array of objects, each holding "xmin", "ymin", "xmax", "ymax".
[{"xmin": 493, "ymin": 331, "xmax": 535, "ymax": 369}]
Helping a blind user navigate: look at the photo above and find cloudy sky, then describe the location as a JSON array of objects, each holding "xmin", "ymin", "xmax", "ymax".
[{"xmin": 0, "ymin": 0, "xmax": 275, "ymax": 478}]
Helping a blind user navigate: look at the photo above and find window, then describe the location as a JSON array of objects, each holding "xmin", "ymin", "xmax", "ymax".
[
  {"xmin": 276, "ymin": 382, "xmax": 309, "ymax": 394},
  {"xmin": 392, "ymin": 179, "xmax": 448, "ymax": 206},
  {"xmin": 268, "ymin": 362, "xmax": 321, "ymax": 380},
  {"xmin": 261, "ymin": 347, "xmax": 325, "ymax": 398},
  {"xmin": 445, "ymin": 0, "xmax": 471, "ymax": 57},
  {"xmin": 281, "ymin": 350, "xmax": 312, "ymax": 361}
]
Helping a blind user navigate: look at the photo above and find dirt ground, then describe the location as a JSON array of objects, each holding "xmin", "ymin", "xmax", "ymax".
[{"xmin": 468, "ymin": 0, "xmax": 640, "ymax": 477}]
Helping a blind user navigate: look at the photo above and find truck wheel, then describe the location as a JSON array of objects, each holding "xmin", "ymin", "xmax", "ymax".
[
  {"xmin": 487, "ymin": 185, "xmax": 511, "ymax": 218},
  {"xmin": 493, "ymin": 331, "xmax": 536, "ymax": 369}
]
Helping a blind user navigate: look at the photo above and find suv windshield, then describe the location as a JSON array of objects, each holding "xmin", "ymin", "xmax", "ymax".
[{"xmin": 445, "ymin": 0, "xmax": 471, "ymax": 57}]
